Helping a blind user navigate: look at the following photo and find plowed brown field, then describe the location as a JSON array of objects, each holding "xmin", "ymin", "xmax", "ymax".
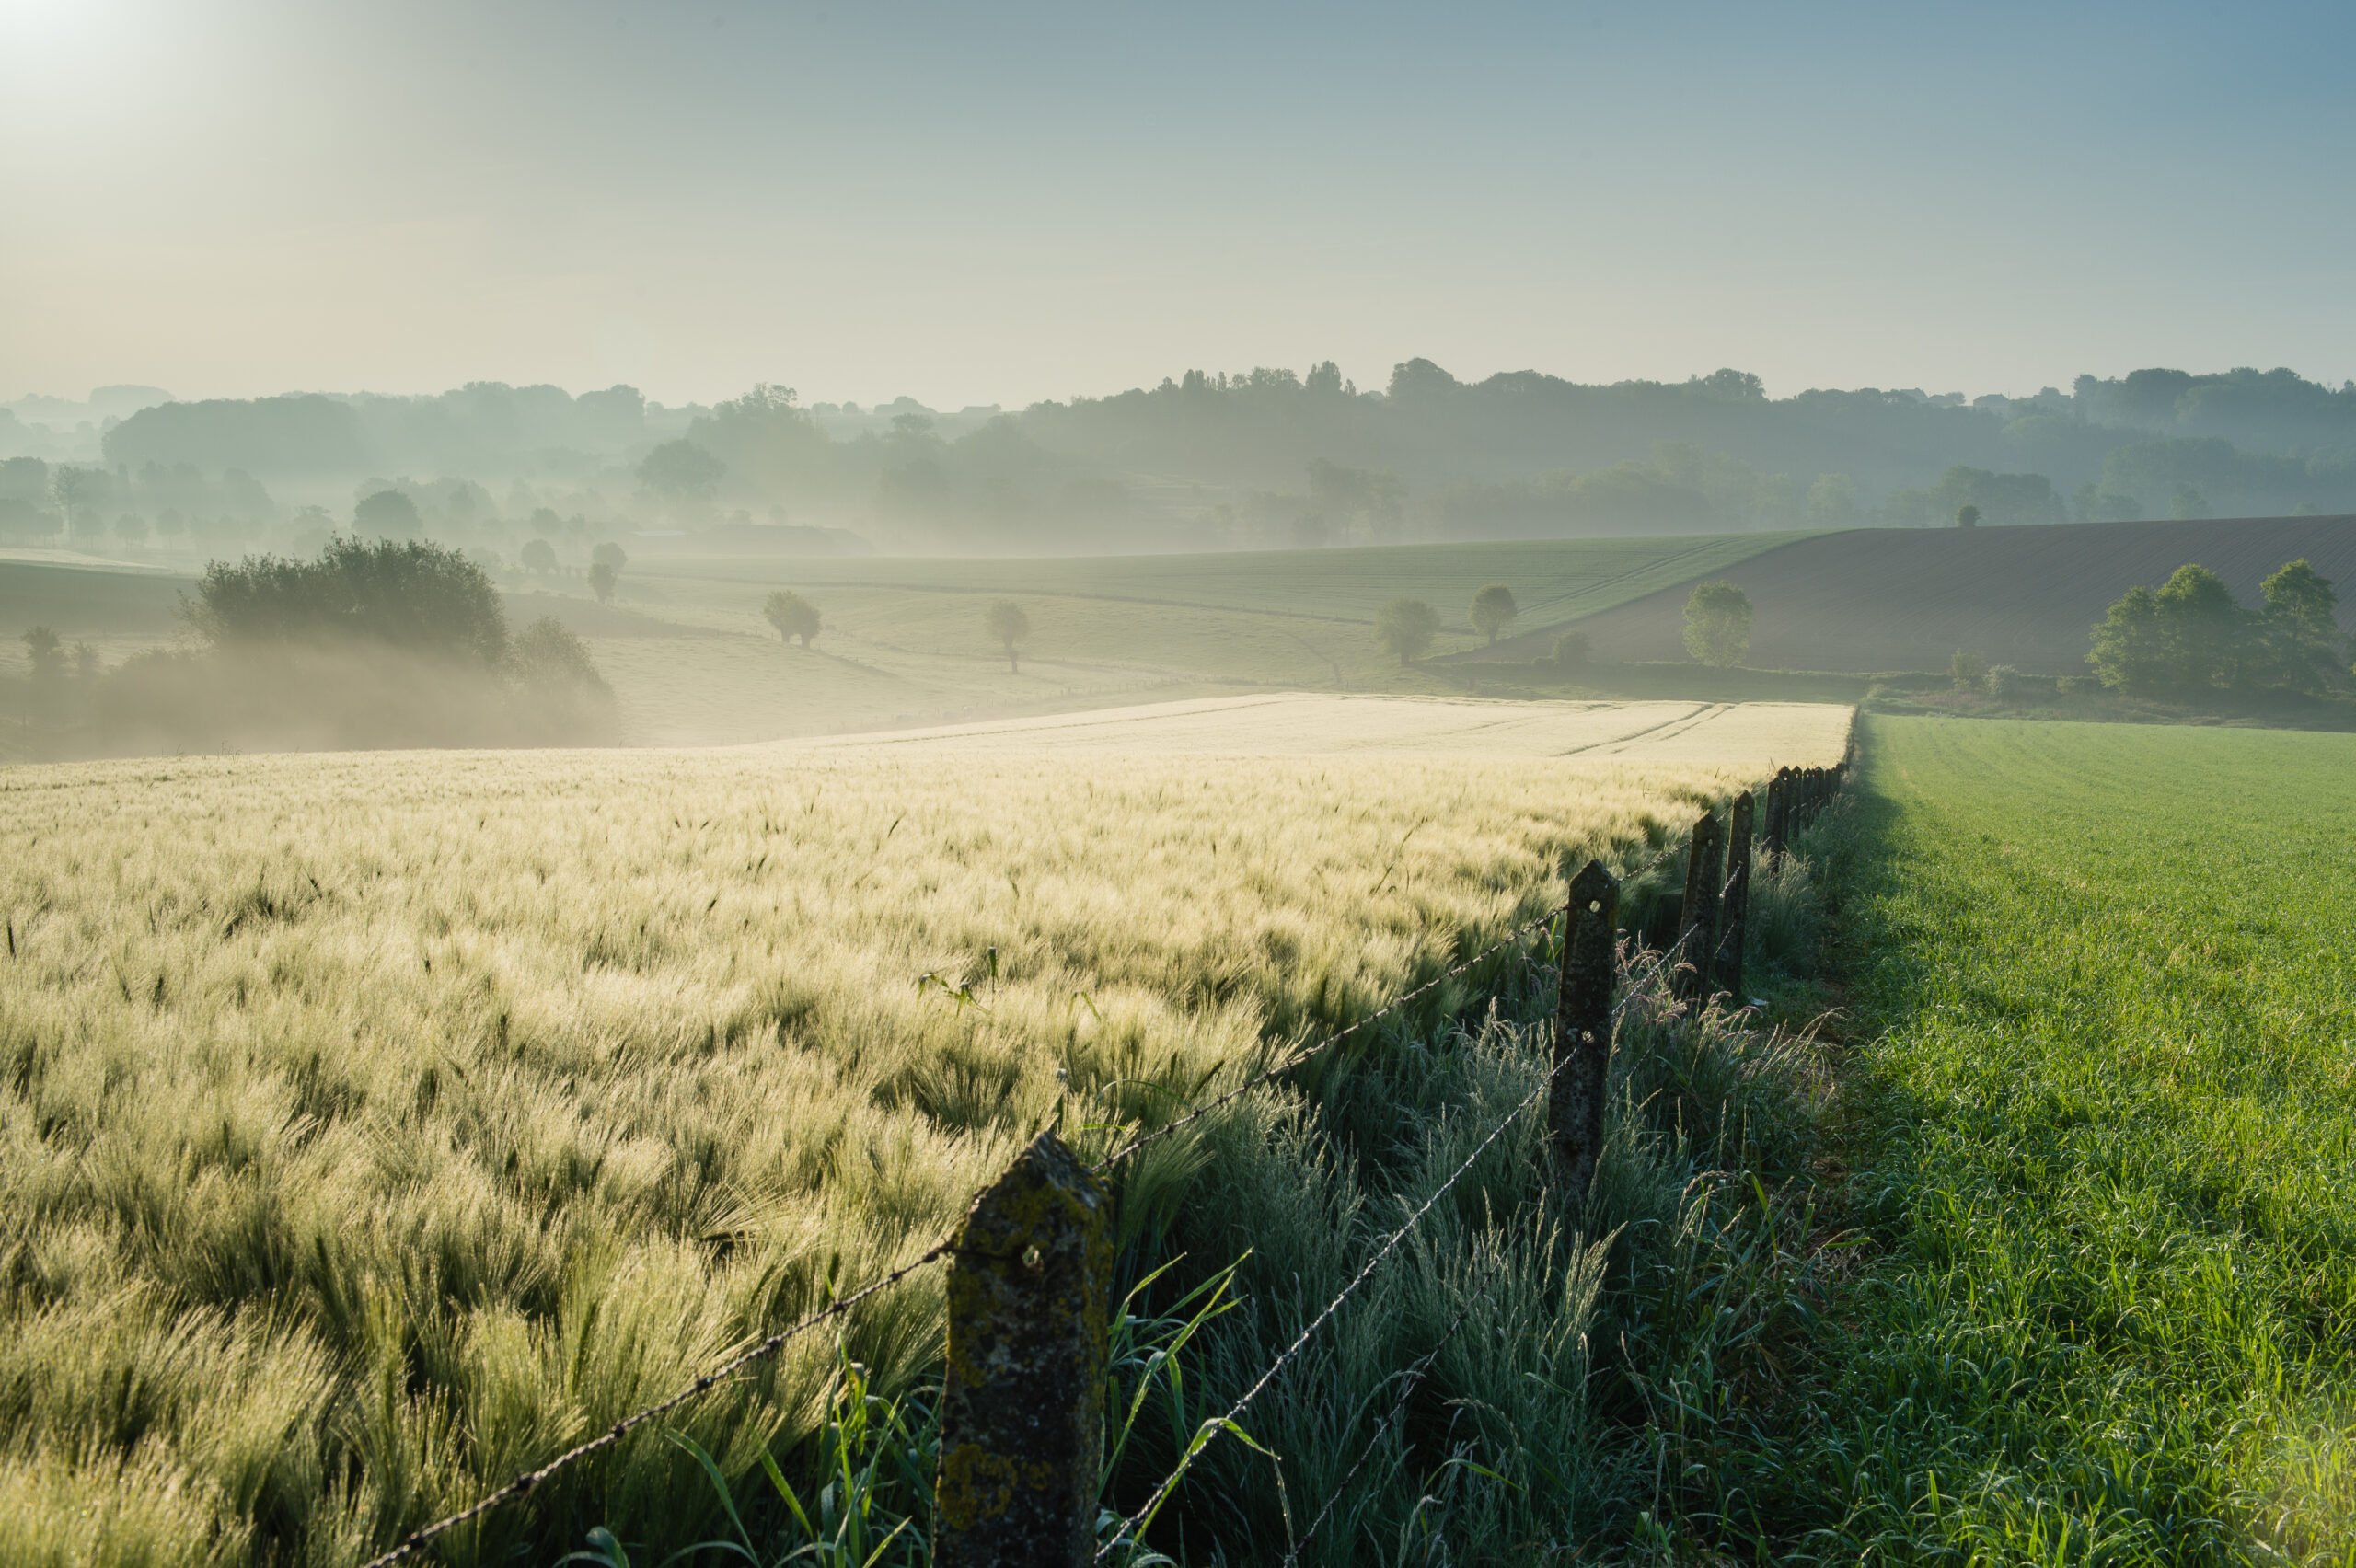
[{"xmin": 1467, "ymin": 514, "xmax": 2356, "ymax": 674}]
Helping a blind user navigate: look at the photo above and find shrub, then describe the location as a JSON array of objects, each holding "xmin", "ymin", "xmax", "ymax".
[
  {"xmin": 1470, "ymin": 582, "xmax": 1518, "ymax": 644},
  {"xmin": 764, "ymin": 590, "xmax": 823, "ymax": 648},
  {"xmin": 1949, "ymin": 649, "xmax": 1988, "ymax": 693},
  {"xmin": 1984, "ymin": 663, "xmax": 2021, "ymax": 701},
  {"xmin": 1374, "ymin": 597, "xmax": 1440, "ymax": 665},
  {"xmin": 1553, "ymin": 629, "xmax": 1592, "ymax": 673},
  {"xmin": 1681, "ymin": 581, "xmax": 1751, "ymax": 666},
  {"xmin": 192, "ymin": 536, "xmax": 506, "ymax": 665}
]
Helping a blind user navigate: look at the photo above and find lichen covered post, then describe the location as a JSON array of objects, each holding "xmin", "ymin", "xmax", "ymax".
[
  {"xmin": 1676, "ymin": 808, "xmax": 1725, "ymax": 1000},
  {"xmin": 934, "ymin": 1130, "xmax": 1112, "ymax": 1568},
  {"xmin": 1763, "ymin": 768, "xmax": 1790, "ymax": 859},
  {"xmin": 1713, "ymin": 790, "xmax": 1754, "ymax": 1000},
  {"xmin": 1552, "ymin": 859, "xmax": 1621, "ymax": 1205}
]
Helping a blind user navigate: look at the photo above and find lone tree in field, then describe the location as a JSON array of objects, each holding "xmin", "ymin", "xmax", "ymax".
[
  {"xmin": 592, "ymin": 541, "xmax": 629, "ymax": 572},
  {"xmin": 985, "ymin": 599, "xmax": 1031, "ymax": 672},
  {"xmin": 520, "ymin": 537, "xmax": 558, "ymax": 576},
  {"xmin": 588, "ymin": 561, "xmax": 618, "ymax": 604},
  {"xmin": 1553, "ymin": 629, "xmax": 1591, "ymax": 673},
  {"xmin": 1374, "ymin": 597, "xmax": 1440, "ymax": 665},
  {"xmin": 1680, "ymin": 580, "xmax": 1752, "ymax": 667},
  {"xmin": 1470, "ymin": 582, "xmax": 1519, "ymax": 644},
  {"xmin": 764, "ymin": 589, "xmax": 822, "ymax": 647},
  {"xmin": 1955, "ymin": 503, "xmax": 1981, "ymax": 528}
]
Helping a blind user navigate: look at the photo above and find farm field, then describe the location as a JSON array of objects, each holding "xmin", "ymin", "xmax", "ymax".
[
  {"xmin": 0, "ymin": 696, "xmax": 1849, "ymax": 1566},
  {"xmin": 0, "ymin": 533, "xmax": 1800, "ymax": 749},
  {"xmin": 1728, "ymin": 717, "xmax": 2356, "ymax": 1560},
  {"xmin": 1477, "ymin": 513, "xmax": 2356, "ymax": 674}
]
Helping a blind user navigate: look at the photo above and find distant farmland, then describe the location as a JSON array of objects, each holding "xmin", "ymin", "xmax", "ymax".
[{"xmin": 1476, "ymin": 514, "xmax": 2356, "ymax": 674}]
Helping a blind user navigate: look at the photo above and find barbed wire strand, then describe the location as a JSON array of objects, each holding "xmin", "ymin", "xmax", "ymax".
[
  {"xmin": 1278, "ymin": 1304, "xmax": 1473, "ymax": 1568},
  {"xmin": 356, "ymin": 835, "xmax": 1713, "ymax": 1568},
  {"xmin": 1094, "ymin": 988, "xmax": 1629, "ymax": 1564},
  {"xmin": 1091, "ymin": 838, "xmax": 1685, "ymax": 1176},
  {"xmin": 356, "ymin": 1239, "xmax": 956, "ymax": 1568},
  {"xmin": 1099, "ymin": 932, "xmax": 1710, "ymax": 1566}
]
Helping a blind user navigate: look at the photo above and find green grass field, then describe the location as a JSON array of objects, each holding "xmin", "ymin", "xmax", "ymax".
[{"xmin": 1716, "ymin": 718, "xmax": 2356, "ymax": 1562}]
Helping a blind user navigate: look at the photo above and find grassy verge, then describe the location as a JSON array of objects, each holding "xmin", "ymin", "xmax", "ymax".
[{"xmin": 1705, "ymin": 717, "xmax": 2356, "ymax": 1562}]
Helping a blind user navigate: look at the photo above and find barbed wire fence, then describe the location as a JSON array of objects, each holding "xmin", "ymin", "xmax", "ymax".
[{"xmin": 354, "ymin": 758, "xmax": 1846, "ymax": 1568}]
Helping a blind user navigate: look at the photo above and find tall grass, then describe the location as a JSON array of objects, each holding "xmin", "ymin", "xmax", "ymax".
[{"xmin": 0, "ymin": 722, "xmax": 1841, "ymax": 1566}]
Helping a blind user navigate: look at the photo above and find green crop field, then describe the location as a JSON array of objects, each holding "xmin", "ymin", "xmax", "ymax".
[
  {"xmin": 0, "ymin": 534, "xmax": 1800, "ymax": 751},
  {"xmin": 1714, "ymin": 718, "xmax": 2356, "ymax": 1562}
]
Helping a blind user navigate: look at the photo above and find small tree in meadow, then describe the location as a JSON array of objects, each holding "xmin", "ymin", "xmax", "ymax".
[
  {"xmin": 1373, "ymin": 598, "xmax": 1440, "ymax": 665},
  {"xmin": 985, "ymin": 600, "xmax": 1031, "ymax": 672},
  {"xmin": 588, "ymin": 561, "xmax": 618, "ymax": 604},
  {"xmin": 1680, "ymin": 581, "xmax": 1752, "ymax": 667},
  {"xmin": 592, "ymin": 541, "xmax": 629, "ymax": 572},
  {"xmin": 1470, "ymin": 582, "xmax": 1518, "ymax": 644},
  {"xmin": 764, "ymin": 590, "xmax": 822, "ymax": 647},
  {"xmin": 1553, "ymin": 629, "xmax": 1591, "ymax": 673},
  {"xmin": 520, "ymin": 538, "xmax": 558, "ymax": 576},
  {"xmin": 1950, "ymin": 650, "xmax": 1988, "ymax": 693},
  {"xmin": 1955, "ymin": 503, "xmax": 1981, "ymax": 528}
]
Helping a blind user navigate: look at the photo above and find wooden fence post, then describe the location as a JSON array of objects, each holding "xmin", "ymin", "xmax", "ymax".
[
  {"xmin": 1763, "ymin": 768, "xmax": 1788, "ymax": 859},
  {"xmin": 935, "ymin": 1130, "xmax": 1111, "ymax": 1568},
  {"xmin": 1553, "ymin": 859, "xmax": 1620, "ymax": 1205},
  {"xmin": 1675, "ymin": 808, "xmax": 1724, "ymax": 1001},
  {"xmin": 1713, "ymin": 791, "xmax": 1754, "ymax": 1000}
]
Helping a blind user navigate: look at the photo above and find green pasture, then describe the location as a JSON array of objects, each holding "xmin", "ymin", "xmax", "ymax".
[{"xmin": 1734, "ymin": 718, "xmax": 2356, "ymax": 1562}]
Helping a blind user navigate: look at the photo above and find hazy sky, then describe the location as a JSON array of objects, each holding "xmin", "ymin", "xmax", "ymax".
[{"xmin": 5, "ymin": 0, "xmax": 2353, "ymax": 409}]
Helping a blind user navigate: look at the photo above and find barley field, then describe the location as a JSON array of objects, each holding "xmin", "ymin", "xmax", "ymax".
[{"xmin": 0, "ymin": 696, "xmax": 1847, "ymax": 1566}]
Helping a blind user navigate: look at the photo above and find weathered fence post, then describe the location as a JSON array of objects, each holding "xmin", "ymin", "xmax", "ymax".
[
  {"xmin": 1553, "ymin": 859, "xmax": 1620, "ymax": 1205},
  {"xmin": 1676, "ymin": 808, "xmax": 1724, "ymax": 1001},
  {"xmin": 935, "ymin": 1130, "xmax": 1111, "ymax": 1568},
  {"xmin": 1713, "ymin": 791, "xmax": 1754, "ymax": 1000},
  {"xmin": 1763, "ymin": 768, "xmax": 1789, "ymax": 859}
]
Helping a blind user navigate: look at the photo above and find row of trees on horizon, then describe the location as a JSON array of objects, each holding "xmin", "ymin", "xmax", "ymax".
[{"xmin": 4, "ymin": 363, "xmax": 2355, "ymax": 558}]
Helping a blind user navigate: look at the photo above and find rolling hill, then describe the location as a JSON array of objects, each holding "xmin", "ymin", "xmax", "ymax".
[{"xmin": 1467, "ymin": 514, "xmax": 2356, "ymax": 674}]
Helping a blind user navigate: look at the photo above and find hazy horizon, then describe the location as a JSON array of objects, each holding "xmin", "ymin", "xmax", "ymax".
[{"xmin": 7, "ymin": 0, "xmax": 2355, "ymax": 410}]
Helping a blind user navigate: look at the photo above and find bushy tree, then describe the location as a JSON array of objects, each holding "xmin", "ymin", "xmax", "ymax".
[
  {"xmin": 21, "ymin": 626, "xmax": 65, "ymax": 722},
  {"xmin": 1373, "ymin": 598, "xmax": 1439, "ymax": 665},
  {"xmin": 192, "ymin": 536, "xmax": 508, "ymax": 664},
  {"xmin": 354, "ymin": 489, "xmax": 422, "ymax": 538},
  {"xmin": 1553, "ymin": 629, "xmax": 1591, "ymax": 672},
  {"xmin": 588, "ymin": 561, "xmax": 618, "ymax": 603},
  {"xmin": 1949, "ymin": 650, "xmax": 1988, "ymax": 692},
  {"xmin": 1680, "ymin": 580, "xmax": 1752, "ymax": 667},
  {"xmin": 1955, "ymin": 503, "xmax": 1981, "ymax": 528},
  {"xmin": 764, "ymin": 590, "xmax": 822, "ymax": 647},
  {"xmin": 1470, "ymin": 582, "xmax": 1518, "ymax": 644},
  {"xmin": 2153, "ymin": 563, "xmax": 2245, "ymax": 688},
  {"xmin": 592, "ymin": 541, "xmax": 629, "ymax": 571},
  {"xmin": 638, "ymin": 440, "xmax": 726, "ymax": 507},
  {"xmin": 2087, "ymin": 583, "xmax": 2166, "ymax": 693},
  {"xmin": 2258, "ymin": 557, "xmax": 2343, "ymax": 692},
  {"xmin": 1984, "ymin": 663, "xmax": 2022, "ymax": 701},
  {"xmin": 521, "ymin": 537, "xmax": 558, "ymax": 575}
]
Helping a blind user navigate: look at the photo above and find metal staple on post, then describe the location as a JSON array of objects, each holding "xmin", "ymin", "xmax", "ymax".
[
  {"xmin": 1675, "ymin": 807, "xmax": 1724, "ymax": 1000},
  {"xmin": 935, "ymin": 1130, "xmax": 1112, "ymax": 1568},
  {"xmin": 1552, "ymin": 859, "xmax": 1620, "ymax": 1205},
  {"xmin": 1713, "ymin": 791, "xmax": 1754, "ymax": 1000}
]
